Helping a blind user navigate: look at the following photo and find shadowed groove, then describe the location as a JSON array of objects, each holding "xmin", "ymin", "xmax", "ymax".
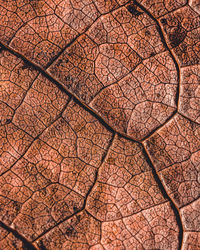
[
  {"xmin": 45, "ymin": 0, "xmax": 133, "ymax": 69},
  {"xmin": 32, "ymin": 133, "xmax": 115, "ymax": 243},
  {"xmin": 133, "ymin": 1, "xmax": 184, "ymax": 248},
  {"xmin": 134, "ymin": 0, "xmax": 181, "ymax": 110},
  {"xmin": 0, "ymin": 39, "xmax": 185, "ymax": 248},
  {"xmin": 0, "ymin": 29, "xmax": 181, "ymax": 143},
  {"xmin": 0, "ymin": 97, "xmax": 71, "ymax": 178},
  {"xmin": 0, "ymin": 221, "xmax": 38, "ymax": 250},
  {"xmin": 141, "ymin": 110, "xmax": 177, "ymax": 142},
  {"xmin": 0, "ymin": 40, "xmax": 142, "ymax": 143},
  {"xmin": 0, "ymin": 2, "xmax": 190, "ymax": 247},
  {"xmin": 142, "ymin": 145, "xmax": 184, "ymax": 250}
]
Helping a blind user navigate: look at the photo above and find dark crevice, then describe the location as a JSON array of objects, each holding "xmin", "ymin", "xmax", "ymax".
[
  {"xmin": 134, "ymin": 0, "xmax": 181, "ymax": 110},
  {"xmin": 142, "ymin": 147, "xmax": 183, "ymax": 250},
  {"xmin": 141, "ymin": 110, "xmax": 177, "ymax": 142},
  {"xmin": 44, "ymin": 35, "xmax": 81, "ymax": 70},
  {"xmin": 83, "ymin": 170, "xmax": 99, "ymax": 208},
  {"xmin": 0, "ymin": 41, "xmax": 69, "ymax": 96},
  {"xmin": 85, "ymin": 209, "xmax": 102, "ymax": 223},
  {"xmin": 83, "ymin": 133, "xmax": 115, "ymax": 209},
  {"xmin": 2, "ymin": 27, "xmax": 181, "ymax": 147},
  {"xmin": 0, "ymin": 4, "xmax": 186, "ymax": 248},
  {"xmin": 0, "ymin": 41, "xmax": 118, "ymax": 137},
  {"xmin": 0, "ymin": 221, "xmax": 37, "ymax": 250},
  {"xmin": 178, "ymin": 111, "xmax": 200, "ymax": 125},
  {"xmin": 0, "ymin": 97, "xmax": 71, "ymax": 178},
  {"xmin": 33, "ymin": 133, "xmax": 115, "ymax": 243},
  {"xmin": 45, "ymin": 0, "xmax": 132, "ymax": 70},
  {"xmin": 0, "ymin": 40, "xmax": 175, "ymax": 145},
  {"xmin": 0, "ymin": 0, "xmax": 183, "ymax": 145},
  {"xmin": 72, "ymin": 97, "xmax": 115, "ymax": 134},
  {"xmin": 134, "ymin": 1, "xmax": 184, "ymax": 248}
]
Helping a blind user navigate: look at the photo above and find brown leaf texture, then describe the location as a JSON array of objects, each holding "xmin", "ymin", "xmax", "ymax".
[{"xmin": 0, "ymin": 0, "xmax": 199, "ymax": 249}]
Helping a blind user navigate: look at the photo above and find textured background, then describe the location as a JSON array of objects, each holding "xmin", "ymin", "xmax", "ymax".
[{"xmin": 0, "ymin": 0, "xmax": 199, "ymax": 249}]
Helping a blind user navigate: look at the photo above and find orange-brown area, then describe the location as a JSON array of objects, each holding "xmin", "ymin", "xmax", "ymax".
[{"xmin": 0, "ymin": 0, "xmax": 200, "ymax": 249}]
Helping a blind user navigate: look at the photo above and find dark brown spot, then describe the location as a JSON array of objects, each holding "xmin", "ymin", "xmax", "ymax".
[
  {"xmin": 65, "ymin": 226, "xmax": 76, "ymax": 237},
  {"xmin": 56, "ymin": 59, "xmax": 63, "ymax": 66},
  {"xmin": 65, "ymin": 75, "xmax": 74, "ymax": 82},
  {"xmin": 145, "ymin": 30, "xmax": 151, "ymax": 36},
  {"xmin": 38, "ymin": 241, "xmax": 47, "ymax": 250},
  {"xmin": 76, "ymin": 214, "xmax": 81, "ymax": 223},
  {"xmin": 160, "ymin": 18, "xmax": 167, "ymax": 25},
  {"xmin": 73, "ymin": 205, "xmax": 78, "ymax": 213},
  {"xmin": 127, "ymin": 5, "xmax": 143, "ymax": 16},
  {"xmin": 6, "ymin": 119, "xmax": 12, "ymax": 124},
  {"xmin": 169, "ymin": 27, "xmax": 187, "ymax": 47},
  {"xmin": 22, "ymin": 63, "xmax": 32, "ymax": 70}
]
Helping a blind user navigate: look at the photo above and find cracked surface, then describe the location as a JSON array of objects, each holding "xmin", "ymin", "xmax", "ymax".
[
  {"xmin": 144, "ymin": 114, "xmax": 200, "ymax": 208},
  {"xmin": 48, "ymin": 4, "xmax": 179, "ymax": 140},
  {"xmin": 179, "ymin": 65, "xmax": 200, "ymax": 123},
  {"xmin": 159, "ymin": 5, "xmax": 200, "ymax": 66},
  {"xmin": 86, "ymin": 135, "xmax": 167, "ymax": 221},
  {"xmin": 0, "ymin": 98, "xmax": 112, "ymax": 241},
  {"xmin": 101, "ymin": 202, "xmax": 179, "ymax": 249},
  {"xmin": 0, "ymin": 0, "xmax": 200, "ymax": 249},
  {"xmin": 0, "ymin": 226, "xmax": 25, "ymax": 250}
]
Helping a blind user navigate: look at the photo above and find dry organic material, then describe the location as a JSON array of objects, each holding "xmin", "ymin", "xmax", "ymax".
[{"xmin": 0, "ymin": 0, "xmax": 199, "ymax": 249}]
